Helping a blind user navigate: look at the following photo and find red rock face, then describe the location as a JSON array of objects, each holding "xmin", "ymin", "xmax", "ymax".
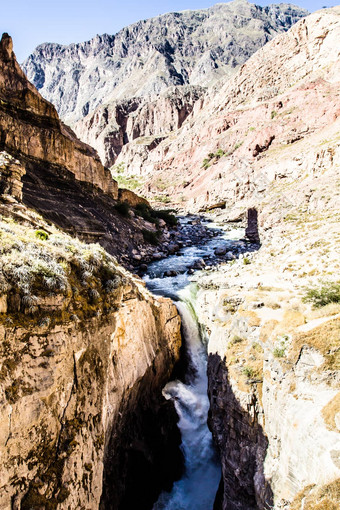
[
  {"xmin": 112, "ymin": 8, "xmax": 340, "ymax": 212},
  {"xmin": 0, "ymin": 33, "xmax": 117, "ymax": 198}
]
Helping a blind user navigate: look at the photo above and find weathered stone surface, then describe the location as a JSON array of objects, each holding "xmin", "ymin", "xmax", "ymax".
[
  {"xmin": 0, "ymin": 33, "xmax": 117, "ymax": 197},
  {"xmin": 74, "ymin": 85, "xmax": 205, "ymax": 167},
  {"xmin": 0, "ymin": 236, "xmax": 182, "ymax": 509},
  {"xmin": 0, "ymin": 151, "xmax": 25, "ymax": 201},
  {"xmin": 118, "ymin": 188, "xmax": 149, "ymax": 207},
  {"xmin": 115, "ymin": 7, "xmax": 340, "ymax": 212}
]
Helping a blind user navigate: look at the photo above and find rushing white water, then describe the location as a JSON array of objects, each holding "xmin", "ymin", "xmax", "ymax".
[{"xmin": 153, "ymin": 295, "xmax": 221, "ymax": 510}]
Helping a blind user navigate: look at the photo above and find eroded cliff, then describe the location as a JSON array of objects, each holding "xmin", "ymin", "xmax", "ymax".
[
  {"xmin": 22, "ymin": 1, "xmax": 307, "ymax": 125},
  {"xmin": 0, "ymin": 200, "xmax": 182, "ymax": 509},
  {"xmin": 0, "ymin": 33, "xmax": 183, "ymax": 270}
]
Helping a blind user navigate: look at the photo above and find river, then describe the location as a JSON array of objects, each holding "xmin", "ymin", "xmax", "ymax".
[{"xmin": 143, "ymin": 217, "xmax": 246, "ymax": 510}]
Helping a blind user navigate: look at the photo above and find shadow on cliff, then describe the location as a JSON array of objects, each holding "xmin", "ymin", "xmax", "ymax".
[
  {"xmin": 100, "ymin": 363, "xmax": 184, "ymax": 510},
  {"xmin": 208, "ymin": 353, "xmax": 273, "ymax": 510}
]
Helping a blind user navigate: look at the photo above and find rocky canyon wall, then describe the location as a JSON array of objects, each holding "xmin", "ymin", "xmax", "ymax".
[
  {"xmin": 0, "ymin": 33, "xmax": 116, "ymax": 197},
  {"xmin": 0, "ymin": 204, "xmax": 182, "ymax": 509},
  {"xmin": 192, "ymin": 136, "xmax": 340, "ymax": 508}
]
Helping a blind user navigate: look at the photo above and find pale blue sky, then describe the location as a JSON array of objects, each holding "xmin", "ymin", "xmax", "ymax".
[{"xmin": 0, "ymin": 1, "xmax": 334, "ymax": 62}]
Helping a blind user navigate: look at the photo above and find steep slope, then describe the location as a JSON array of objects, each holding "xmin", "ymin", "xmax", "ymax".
[
  {"xmin": 0, "ymin": 194, "xmax": 182, "ymax": 509},
  {"xmin": 0, "ymin": 34, "xmax": 183, "ymax": 510},
  {"xmin": 0, "ymin": 33, "xmax": 115, "ymax": 196},
  {"xmin": 146, "ymin": 6, "xmax": 340, "ymax": 509},
  {"xmin": 74, "ymin": 85, "xmax": 206, "ymax": 168},
  {"xmin": 0, "ymin": 33, "xmax": 181, "ymax": 270},
  {"xmin": 22, "ymin": 0, "xmax": 307, "ymax": 126},
  {"xmin": 119, "ymin": 6, "xmax": 340, "ymax": 212}
]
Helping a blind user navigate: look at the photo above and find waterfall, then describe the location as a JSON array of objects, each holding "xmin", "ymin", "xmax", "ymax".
[{"xmin": 153, "ymin": 296, "xmax": 221, "ymax": 510}]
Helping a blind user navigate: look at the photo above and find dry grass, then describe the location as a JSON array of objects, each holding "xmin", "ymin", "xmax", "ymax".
[
  {"xmin": 260, "ymin": 319, "xmax": 279, "ymax": 342},
  {"xmin": 238, "ymin": 309, "xmax": 261, "ymax": 327},
  {"xmin": 290, "ymin": 317, "xmax": 340, "ymax": 370},
  {"xmin": 309, "ymin": 302, "xmax": 340, "ymax": 319},
  {"xmin": 0, "ymin": 217, "xmax": 127, "ymax": 324},
  {"xmin": 290, "ymin": 478, "xmax": 340, "ymax": 510},
  {"xmin": 282, "ymin": 309, "xmax": 306, "ymax": 328},
  {"xmin": 322, "ymin": 392, "xmax": 340, "ymax": 432}
]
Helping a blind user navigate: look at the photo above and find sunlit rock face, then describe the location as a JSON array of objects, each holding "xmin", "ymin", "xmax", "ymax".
[
  {"xmin": 22, "ymin": 1, "xmax": 307, "ymax": 125},
  {"xmin": 0, "ymin": 33, "xmax": 116, "ymax": 197},
  {"xmin": 0, "ymin": 213, "xmax": 182, "ymax": 509}
]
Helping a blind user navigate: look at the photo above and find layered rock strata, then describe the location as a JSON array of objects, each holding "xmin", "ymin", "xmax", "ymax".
[
  {"xmin": 0, "ymin": 33, "xmax": 116, "ymax": 197},
  {"xmin": 74, "ymin": 85, "xmax": 205, "ymax": 168},
  {"xmin": 0, "ymin": 34, "xmax": 181, "ymax": 269},
  {"xmin": 111, "ymin": 7, "xmax": 340, "ymax": 211},
  {"xmin": 0, "ymin": 205, "xmax": 182, "ymax": 509}
]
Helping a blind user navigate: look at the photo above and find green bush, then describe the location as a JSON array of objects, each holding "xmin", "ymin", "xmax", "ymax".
[
  {"xmin": 273, "ymin": 347, "xmax": 286, "ymax": 358},
  {"xmin": 242, "ymin": 366, "xmax": 255, "ymax": 378},
  {"xmin": 302, "ymin": 281, "xmax": 340, "ymax": 308},
  {"xmin": 35, "ymin": 230, "xmax": 49, "ymax": 241},
  {"xmin": 215, "ymin": 148, "xmax": 225, "ymax": 158},
  {"xmin": 202, "ymin": 158, "xmax": 211, "ymax": 169},
  {"xmin": 114, "ymin": 201, "xmax": 130, "ymax": 217},
  {"xmin": 135, "ymin": 203, "xmax": 157, "ymax": 224},
  {"xmin": 142, "ymin": 229, "xmax": 160, "ymax": 245},
  {"xmin": 231, "ymin": 335, "xmax": 243, "ymax": 344},
  {"xmin": 156, "ymin": 210, "xmax": 178, "ymax": 227}
]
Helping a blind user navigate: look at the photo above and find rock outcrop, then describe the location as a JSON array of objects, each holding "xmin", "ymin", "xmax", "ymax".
[
  {"xmin": 0, "ymin": 33, "xmax": 116, "ymax": 197},
  {"xmin": 74, "ymin": 85, "xmax": 205, "ymax": 168},
  {"xmin": 192, "ymin": 135, "xmax": 340, "ymax": 505},
  {"xmin": 0, "ymin": 33, "xmax": 182, "ymax": 270},
  {"xmin": 112, "ymin": 6, "xmax": 340, "ymax": 212},
  {"xmin": 0, "ymin": 210, "xmax": 182, "ymax": 509},
  {"xmin": 22, "ymin": 1, "xmax": 307, "ymax": 126}
]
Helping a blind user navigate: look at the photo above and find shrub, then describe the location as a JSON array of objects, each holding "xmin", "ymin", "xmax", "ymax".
[
  {"xmin": 243, "ymin": 257, "xmax": 251, "ymax": 265},
  {"xmin": 202, "ymin": 158, "xmax": 211, "ymax": 169},
  {"xmin": 114, "ymin": 201, "xmax": 130, "ymax": 217},
  {"xmin": 135, "ymin": 203, "xmax": 157, "ymax": 224},
  {"xmin": 273, "ymin": 347, "xmax": 286, "ymax": 358},
  {"xmin": 271, "ymin": 111, "xmax": 277, "ymax": 119},
  {"xmin": 215, "ymin": 148, "xmax": 225, "ymax": 158},
  {"xmin": 142, "ymin": 229, "xmax": 160, "ymax": 245},
  {"xmin": 35, "ymin": 230, "xmax": 49, "ymax": 241},
  {"xmin": 231, "ymin": 335, "xmax": 243, "ymax": 344},
  {"xmin": 156, "ymin": 210, "xmax": 178, "ymax": 227},
  {"xmin": 242, "ymin": 366, "xmax": 255, "ymax": 378},
  {"xmin": 303, "ymin": 281, "xmax": 340, "ymax": 308}
]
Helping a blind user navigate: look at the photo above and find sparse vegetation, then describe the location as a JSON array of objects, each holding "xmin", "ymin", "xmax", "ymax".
[
  {"xmin": 35, "ymin": 230, "xmax": 49, "ymax": 241},
  {"xmin": 114, "ymin": 200, "xmax": 130, "ymax": 217},
  {"xmin": 0, "ymin": 217, "xmax": 125, "ymax": 323},
  {"xmin": 242, "ymin": 366, "xmax": 255, "ymax": 378},
  {"xmin": 134, "ymin": 203, "xmax": 177, "ymax": 227},
  {"xmin": 302, "ymin": 280, "xmax": 340, "ymax": 308}
]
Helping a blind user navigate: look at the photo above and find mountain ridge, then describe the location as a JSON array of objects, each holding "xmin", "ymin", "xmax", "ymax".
[{"xmin": 22, "ymin": 0, "xmax": 308, "ymax": 125}]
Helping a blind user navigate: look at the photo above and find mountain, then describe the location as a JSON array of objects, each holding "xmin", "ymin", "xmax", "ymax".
[
  {"xmin": 117, "ymin": 5, "xmax": 340, "ymax": 213},
  {"xmin": 22, "ymin": 0, "xmax": 308, "ymax": 126},
  {"xmin": 0, "ymin": 33, "xmax": 181, "ymax": 270}
]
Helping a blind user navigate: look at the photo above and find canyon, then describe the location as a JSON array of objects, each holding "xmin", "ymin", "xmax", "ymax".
[
  {"xmin": 0, "ymin": 2, "xmax": 340, "ymax": 510},
  {"xmin": 22, "ymin": 0, "xmax": 307, "ymax": 168}
]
